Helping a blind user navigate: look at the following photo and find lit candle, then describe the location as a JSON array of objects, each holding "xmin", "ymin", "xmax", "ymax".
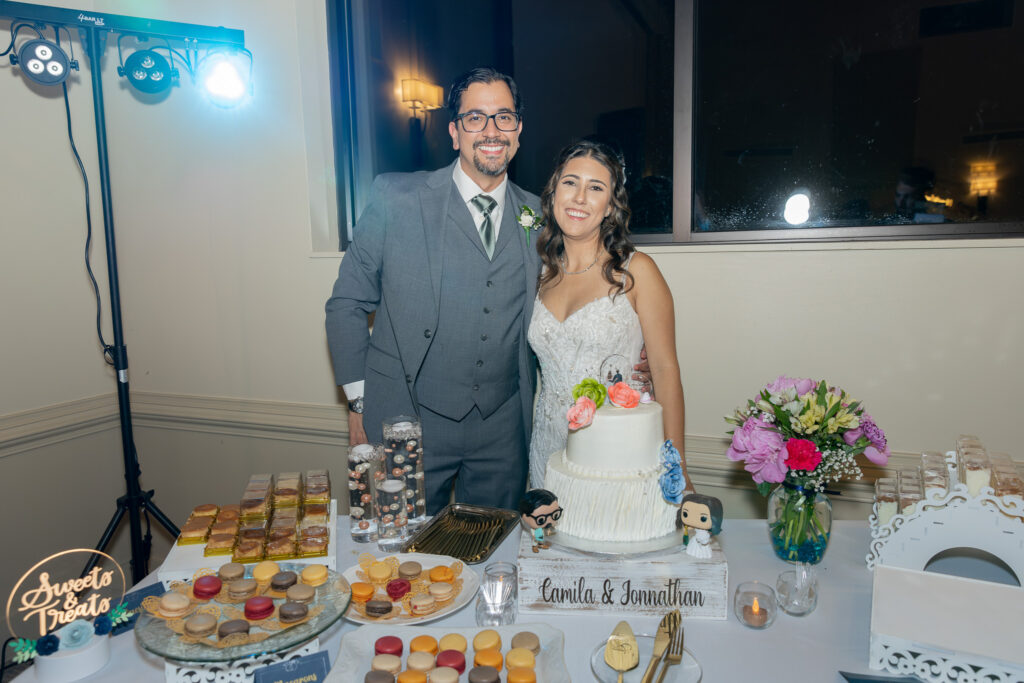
[
  {"xmin": 743, "ymin": 596, "xmax": 768, "ymax": 627},
  {"xmin": 734, "ymin": 580, "xmax": 776, "ymax": 629}
]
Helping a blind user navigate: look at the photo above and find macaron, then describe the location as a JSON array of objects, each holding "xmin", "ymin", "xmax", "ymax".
[
  {"xmin": 396, "ymin": 672, "xmax": 426, "ymax": 683},
  {"xmin": 366, "ymin": 599, "xmax": 394, "ymax": 617},
  {"xmin": 386, "ymin": 579, "xmax": 412, "ymax": 600},
  {"xmin": 428, "ymin": 566, "xmax": 454, "ymax": 583},
  {"xmin": 227, "ymin": 578, "xmax": 258, "ymax": 600},
  {"xmin": 370, "ymin": 654, "xmax": 401, "ymax": 674},
  {"xmin": 271, "ymin": 571, "xmax": 298, "ymax": 592},
  {"xmin": 218, "ymin": 562, "xmax": 246, "ymax": 582},
  {"xmin": 409, "ymin": 634, "xmax": 438, "ymax": 655},
  {"xmin": 251, "ymin": 560, "xmax": 280, "ymax": 584},
  {"xmin": 409, "ymin": 594, "xmax": 436, "ymax": 615},
  {"xmin": 217, "ymin": 618, "xmax": 250, "ymax": 640},
  {"xmin": 192, "ymin": 575, "xmax": 222, "ymax": 600},
  {"xmin": 427, "ymin": 582, "xmax": 453, "ymax": 601},
  {"xmin": 472, "ymin": 629, "xmax": 501, "ymax": 651},
  {"xmin": 365, "ymin": 672, "xmax": 395, "ymax": 683},
  {"xmin": 406, "ymin": 651, "xmax": 435, "ymax": 672},
  {"xmin": 511, "ymin": 631, "xmax": 541, "ymax": 655},
  {"xmin": 428, "ymin": 667, "xmax": 459, "ymax": 683},
  {"xmin": 301, "ymin": 564, "xmax": 329, "ymax": 587},
  {"xmin": 507, "ymin": 668, "xmax": 537, "ymax": 683},
  {"xmin": 367, "ymin": 562, "xmax": 392, "ymax": 583},
  {"xmin": 438, "ymin": 633, "xmax": 467, "ymax": 653},
  {"xmin": 435, "ymin": 650, "xmax": 466, "ymax": 674},
  {"xmin": 244, "ymin": 595, "xmax": 275, "ymax": 620},
  {"xmin": 374, "ymin": 635, "xmax": 403, "ymax": 656},
  {"xmin": 278, "ymin": 601, "xmax": 308, "ymax": 624},
  {"xmin": 467, "ymin": 666, "xmax": 500, "ymax": 683},
  {"xmin": 183, "ymin": 613, "xmax": 217, "ymax": 637},
  {"xmin": 157, "ymin": 591, "xmax": 191, "ymax": 619},
  {"xmin": 473, "ymin": 649, "xmax": 502, "ymax": 670},
  {"xmin": 286, "ymin": 583, "xmax": 316, "ymax": 605},
  {"xmin": 506, "ymin": 647, "xmax": 536, "ymax": 670},
  {"xmin": 397, "ymin": 561, "xmax": 422, "ymax": 580},
  {"xmin": 351, "ymin": 582, "xmax": 374, "ymax": 603}
]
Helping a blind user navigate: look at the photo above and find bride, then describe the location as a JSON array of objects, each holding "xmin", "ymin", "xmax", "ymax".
[{"xmin": 527, "ymin": 139, "xmax": 691, "ymax": 490}]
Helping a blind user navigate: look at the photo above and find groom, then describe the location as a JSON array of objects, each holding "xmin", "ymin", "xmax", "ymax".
[{"xmin": 325, "ymin": 67, "xmax": 540, "ymax": 514}]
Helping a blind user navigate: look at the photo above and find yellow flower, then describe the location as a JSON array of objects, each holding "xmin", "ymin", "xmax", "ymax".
[
  {"xmin": 798, "ymin": 397, "xmax": 824, "ymax": 434},
  {"xmin": 826, "ymin": 409, "xmax": 859, "ymax": 434}
]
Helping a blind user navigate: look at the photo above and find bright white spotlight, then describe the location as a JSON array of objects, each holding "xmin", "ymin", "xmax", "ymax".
[
  {"xmin": 197, "ymin": 52, "xmax": 251, "ymax": 107},
  {"xmin": 784, "ymin": 192, "xmax": 811, "ymax": 225}
]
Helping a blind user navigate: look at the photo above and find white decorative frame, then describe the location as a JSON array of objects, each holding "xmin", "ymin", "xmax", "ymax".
[
  {"xmin": 163, "ymin": 640, "xmax": 319, "ymax": 683},
  {"xmin": 866, "ymin": 452, "xmax": 1024, "ymax": 682}
]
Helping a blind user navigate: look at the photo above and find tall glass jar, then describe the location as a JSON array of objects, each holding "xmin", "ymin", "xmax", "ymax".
[
  {"xmin": 347, "ymin": 443, "xmax": 382, "ymax": 542},
  {"xmin": 382, "ymin": 415, "xmax": 428, "ymax": 529},
  {"xmin": 766, "ymin": 479, "xmax": 832, "ymax": 564}
]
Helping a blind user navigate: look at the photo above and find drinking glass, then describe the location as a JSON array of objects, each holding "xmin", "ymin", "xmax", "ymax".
[
  {"xmin": 776, "ymin": 563, "xmax": 818, "ymax": 616},
  {"xmin": 475, "ymin": 561, "xmax": 517, "ymax": 626}
]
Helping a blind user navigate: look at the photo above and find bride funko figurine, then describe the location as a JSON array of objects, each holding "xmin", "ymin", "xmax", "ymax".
[
  {"xmin": 678, "ymin": 493, "xmax": 723, "ymax": 559},
  {"xmin": 519, "ymin": 489, "xmax": 562, "ymax": 553}
]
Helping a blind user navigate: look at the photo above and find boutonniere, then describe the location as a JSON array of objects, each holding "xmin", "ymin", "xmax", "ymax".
[{"xmin": 517, "ymin": 205, "xmax": 543, "ymax": 244}]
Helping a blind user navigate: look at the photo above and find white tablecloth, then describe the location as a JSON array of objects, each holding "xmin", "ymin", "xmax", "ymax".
[{"xmin": 15, "ymin": 519, "xmax": 880, "ymax": 682}]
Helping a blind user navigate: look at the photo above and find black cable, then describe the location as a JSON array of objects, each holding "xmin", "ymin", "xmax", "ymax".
[
  {"xmin": 61, "ymin": 80, "xmax": 112, "ymax": 362},
  {"xmin": 1, "ymin": 22, "xmax": 43, "ymax": 56},
  {"xmin": 0, "ymin": 636, "xmax": 31, "ymax": 679}
]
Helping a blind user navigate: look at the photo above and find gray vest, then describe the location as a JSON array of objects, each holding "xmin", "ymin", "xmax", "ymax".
[{"xmin": 416, "ymin": 193, "xmax": 526, "ymax": 420}]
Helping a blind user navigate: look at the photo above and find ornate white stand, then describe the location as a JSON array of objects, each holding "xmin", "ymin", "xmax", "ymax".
[
  {"xmin": 866, "ymin": 453, "xmax": 1024, "ymax": 682},
  {"xmin": 163, "ymin": 639, "xmax": 319, "ymax": 683}
]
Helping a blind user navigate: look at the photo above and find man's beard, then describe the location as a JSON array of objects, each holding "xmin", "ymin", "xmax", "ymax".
[{"xmin": 472, "ymin": 137, "xmax": 511, "ymax": 177}]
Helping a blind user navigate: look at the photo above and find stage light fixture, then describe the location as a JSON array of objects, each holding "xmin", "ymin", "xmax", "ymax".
[
  {"xmin": 118, "ymin": 48, "xmax": 177, "ymax": 94},
  {"xmin": 196, "ymin": 49, "xmax": 253, "ymax": 107},
  {"xmin": 12, "ymin": 38, "xmax": 76, "ymax": 86}
]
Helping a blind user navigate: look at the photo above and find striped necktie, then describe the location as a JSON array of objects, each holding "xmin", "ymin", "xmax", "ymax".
[{"xmin": 471, "ymin": 194, "xmax": 498, "ymax": 259}]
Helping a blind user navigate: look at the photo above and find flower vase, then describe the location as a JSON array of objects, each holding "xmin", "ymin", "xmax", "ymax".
[{"xmin": 767, "ymin": 481, "xmax": 832, "ymax": 564}]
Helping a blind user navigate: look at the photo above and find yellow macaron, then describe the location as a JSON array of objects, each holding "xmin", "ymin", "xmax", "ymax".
[
  {"xmin": 301, "ymin": 564, "xmax": 328, "ymax": 587},
  {"xmin": 251, "ymin": 560, "xmax": 280, "ymax": 584},
  {"xmin": 472, "ymin": 629, "xmax": 501, "ymax": 651},
  {"xmin": 409, "ymin": 634, "xmax": 438, "ymax": 655},
  {"xmin": 438, "ymin": 633, "xmax": 468, "ymax": 653}
]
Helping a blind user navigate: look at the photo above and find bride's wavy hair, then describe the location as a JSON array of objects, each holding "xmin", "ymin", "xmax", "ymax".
[{"xmin": 536, "ymin": 139, "xmax": 634, "ymax": 296}]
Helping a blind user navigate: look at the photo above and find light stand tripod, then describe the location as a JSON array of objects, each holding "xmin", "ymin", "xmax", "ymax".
[{"xmin": 0, "ymin": 0, "xmax": 247, "ymax": 585}]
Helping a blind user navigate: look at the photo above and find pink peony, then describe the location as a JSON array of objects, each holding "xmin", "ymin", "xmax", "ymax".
[
  {"xmin": 567, "ymin": 396, "xmax": 597, "ymax": 431},
  {"xmin": 726, "ymin": 415, "xmax": 788, "ymax": 484},
  {"xmin": 784, "ymin": 438, "xmax": 822, "ymax": 471},
  {"xmin": 607, "ymin": 381, "xmax": 641, "ymax": 409},
  {"xmin": 765, "ymin": 375, "xmax": 817, "ymax": 397}
]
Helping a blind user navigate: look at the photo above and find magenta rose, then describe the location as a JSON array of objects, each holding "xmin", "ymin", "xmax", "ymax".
[
  {"xmin": 567, "ymin": 396, "xmax": 596, "ymax": 431},
  {"xmin": 726, "ymin": 415, "xmax": 787, "ymax": 484},
  {"xmin": 765, "ymin": 375, "xmax": 817, "ymax": 397},
  {"xmin": 785, "ymin": 438, "xmax": 822, "ymax": 471}
]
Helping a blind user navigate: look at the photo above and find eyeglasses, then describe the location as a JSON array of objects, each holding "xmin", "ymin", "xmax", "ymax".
[
  {"xmin": 525, "ymin": 507, "xmax": 562, "ymax": 527},
  {"xmin": 455, "ymin": 111, "xmax": 521, "ymax": 132}
]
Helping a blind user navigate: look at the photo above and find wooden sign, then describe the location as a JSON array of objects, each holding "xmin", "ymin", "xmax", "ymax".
[{"xmin": 516, "ymin": 532, "xmax": 727, "ymax": 619}]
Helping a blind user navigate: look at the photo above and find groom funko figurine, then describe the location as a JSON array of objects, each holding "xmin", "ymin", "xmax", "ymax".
[{"xmin": 519, "ymin": 489, "xmax": 562, "ymax": 553}]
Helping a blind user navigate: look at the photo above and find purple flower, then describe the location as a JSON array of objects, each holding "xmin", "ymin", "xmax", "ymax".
[
  {"xmin": 36, "ymin": 635, "xmax": 59, "ymax": 656},
  {"xmin": 843, "ymin": 414, "xmax": 890, "ymax": 465},
  {"xmin": 727, "ymin": 415, "xmax": 788, "ymax": 484},
  {"xmin": 764, "ymin": 375, "xmax": 817, "ymax": 397}
]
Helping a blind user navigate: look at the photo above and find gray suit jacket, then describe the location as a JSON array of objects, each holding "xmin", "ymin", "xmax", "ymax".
[{"xmin": 325, "ymin": 161, "xmax": 541, "ymax": 440}]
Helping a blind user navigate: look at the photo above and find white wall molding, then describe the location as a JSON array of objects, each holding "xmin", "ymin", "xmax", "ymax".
[{"xmin": 0, "ymin": 395, "xmax": 118, "ymax": 458}]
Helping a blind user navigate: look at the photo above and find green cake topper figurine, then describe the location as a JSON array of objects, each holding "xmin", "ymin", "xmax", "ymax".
[{"xmin": 519, "ymin": 489, "xmax": 562, "ymax": 553}]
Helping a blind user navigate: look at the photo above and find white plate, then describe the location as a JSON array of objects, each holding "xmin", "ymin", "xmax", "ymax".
[
  {"xmin": 591, "ymin": 634, "xmax": 702, "ymax": 683},
  {"xmin": 340, "ymin": 552, "xmax": 480, "ymax": 625},
  {"xmin": 325, "ymin": 622, "xmax": 569, "ymax": 683}
]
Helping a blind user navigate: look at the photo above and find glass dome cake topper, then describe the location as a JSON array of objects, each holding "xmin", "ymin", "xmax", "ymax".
[{"xmin": 599, "ymin": 354, "xmax": 646, "ymax": 393}]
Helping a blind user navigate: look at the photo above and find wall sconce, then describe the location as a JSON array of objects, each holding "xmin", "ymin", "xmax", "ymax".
[
  {"xmin": 968, "ymin": 162, "xmax": 998, "ymax": 197},
  {"xmin": 401, "ymin": 78, "xmax": 443, "ymax": 118}
]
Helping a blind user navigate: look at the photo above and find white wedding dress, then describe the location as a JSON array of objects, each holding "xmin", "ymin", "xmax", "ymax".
[{"xmin": 526, "ymin": 277, "xmax": 644, "ymax": 487}]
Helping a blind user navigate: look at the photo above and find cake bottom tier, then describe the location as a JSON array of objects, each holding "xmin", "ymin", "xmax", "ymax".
[{"xmin": 545, "ymin": 451, "xmax": 678, "ymax": 542}]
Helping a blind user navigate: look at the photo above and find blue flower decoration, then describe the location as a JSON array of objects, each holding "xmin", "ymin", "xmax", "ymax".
[
  {"xmin": 36, "ymin": 635, "xmax": 60, "ymax": 656},
  {"xmin": 57, "ymin": 620, "xmax": 94, "ymax": 650},
  {"xmin": 93, "ymin": 614, "xmax": 112, "ymax": 636},
  {"xmin": 659, "ymin": 439, "xmax": 685, "ymax": 504}
]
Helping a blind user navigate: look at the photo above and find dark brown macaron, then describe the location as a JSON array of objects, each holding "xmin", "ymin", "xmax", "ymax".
[
  {"xmin": 217, "ymin": 618, "xmax": 250, "ymax": 640},
  {"xmin": 182, "ymin": 613, "xmax": 217, "ymax": 638},
  {"xmin": 278, "ymin": 601, "xmax": 309, "ymax": 624},
  {"xmin": 270, "ymin": 570, "xmax": 298, "ymax": 592},
  {"xmin": 468, "ymin": 666, "xmax": 500, "ymax": 683},
  {"xmin": 285, "ymin": 583, "xmax": 315, "ymax": 605},
  {"xmin": 364, "ymin": 672, "xmax": 395, "ymax": 683},
  {"xmin": 365, "ymin": 599, "xmax": 393, "ymax": 617}
]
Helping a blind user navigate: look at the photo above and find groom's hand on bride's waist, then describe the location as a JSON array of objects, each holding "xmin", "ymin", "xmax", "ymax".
[{"xmin": 632, "ymin": 346, "xmax": 654, "ymax": 397}]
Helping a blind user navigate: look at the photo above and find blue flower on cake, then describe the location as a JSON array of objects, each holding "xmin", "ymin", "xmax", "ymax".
[
  {"xmin": 35, "ymin": 634, "xmax": 60, "ymax": 657},
  {"xmin": 92, "ymin": 614, "xmax": 112, "ymax": 636},
  {"xmin": 57, "ymin": 620, "xmax": 94, "ymax": 650},
  {"xmin": 659, "ymin": 440, "xmax": 686, "ymax": 504}
]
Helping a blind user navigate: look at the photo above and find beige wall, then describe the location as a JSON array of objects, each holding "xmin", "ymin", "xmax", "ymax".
[{"xmin": 1, "ymin": 0, "xmax": 1022, "ymax": 642}]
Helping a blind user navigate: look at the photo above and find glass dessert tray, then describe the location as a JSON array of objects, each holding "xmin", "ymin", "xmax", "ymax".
[{"xmin": 134, "ymin": 566, "xmax": 351, "ymax": 663}]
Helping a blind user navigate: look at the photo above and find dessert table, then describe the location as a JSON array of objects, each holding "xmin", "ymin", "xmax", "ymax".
[{"xmin": 14, "ymin": 518, "xmax": 882, "ymax": 682}]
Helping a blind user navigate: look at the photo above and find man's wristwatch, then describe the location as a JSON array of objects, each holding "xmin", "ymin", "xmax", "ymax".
[{"xmin": 347, "ymin": 397, "xmax": 364, "ymax": 414}]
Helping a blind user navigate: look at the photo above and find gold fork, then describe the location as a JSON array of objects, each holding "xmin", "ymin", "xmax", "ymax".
[{"xmin": 654, "ymin": 619, "xmax": 684, "ymax": 683}]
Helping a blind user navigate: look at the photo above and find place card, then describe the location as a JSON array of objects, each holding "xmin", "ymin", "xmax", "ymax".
[{"xmin": 253, "ymin": 650, "xmax": 330, "ymax": 683}]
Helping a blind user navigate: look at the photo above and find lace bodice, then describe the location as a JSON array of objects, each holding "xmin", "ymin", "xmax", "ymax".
[{"xmin": 526, "ymin": 289, "xmax": 644, "ymax": 487}]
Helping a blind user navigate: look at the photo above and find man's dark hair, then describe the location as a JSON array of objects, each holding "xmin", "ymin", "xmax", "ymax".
[
  {"xmin": 447, "ymin": 67, "xmax": 522, "ymax": 121},
  {"xmin": 518, "ymin": 488, "xmax": 557, "ymax": 516}
]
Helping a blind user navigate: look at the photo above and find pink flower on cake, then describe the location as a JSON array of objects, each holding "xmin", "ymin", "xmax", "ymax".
[
  {"xmin": 607, "ymin": 381, "xmax": 640, "ymax": 409},
  {"xmin": 567, "ymin": 396, "xmax": 596, "ymax": 431},
  {"xmin": 726, "ymin": 415, "xmax": 787, "ymax": 484},
  {"xmin": 784, "ymin": 438, "xmax": 822, "ymax": 471}
]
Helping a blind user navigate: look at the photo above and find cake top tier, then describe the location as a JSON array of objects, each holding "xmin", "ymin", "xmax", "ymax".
[{"xmin": 566, "ymin": 401, "xmax": 664, "ymax": 473}]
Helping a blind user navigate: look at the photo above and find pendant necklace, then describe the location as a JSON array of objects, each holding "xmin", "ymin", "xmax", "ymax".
[{"xmin": 560, "ymin": 252, "xmax": 600, "ymax": 275}]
